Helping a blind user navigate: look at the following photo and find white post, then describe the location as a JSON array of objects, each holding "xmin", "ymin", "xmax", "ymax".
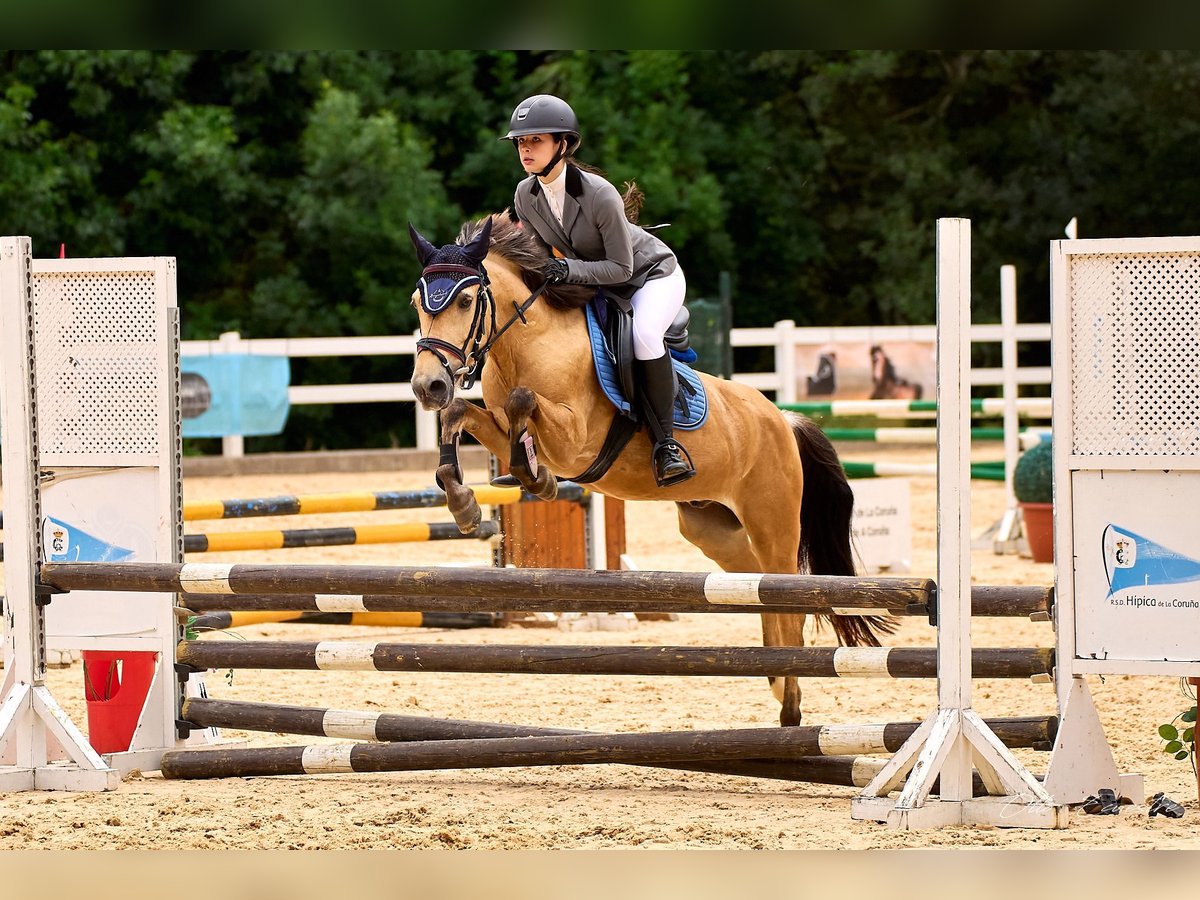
[
  {"xmin": 218, "ymin": 330, "xmax": 245, "ymax": 458},
  {"xmin": 416, "ymin": 408, "xmax": 438, "ymax": 451},
  {"xmin": 851, "ymin": 219, "xmax": 1065, "ymax": 830},
  {"xmin": 413, "ymin": 328, "xmax": 438, "ymax": 451},
  {"xmin": 1039, "ymin": 235, "xmax": 1141, "ymax": 806},
  {"xmin": 587, "ymin": 491, "xmax": 607, "ymax": 570},
  {"xmin": 774, "ymin": 319, "xmax": 797, "ymax": 404},
  {"xmin": 993, "ymin": 266, "xmax": 1023, "ymax": 554},
  {"xmin": 0, "ymin": 237, "xmax": 118, "ymax": 792}
]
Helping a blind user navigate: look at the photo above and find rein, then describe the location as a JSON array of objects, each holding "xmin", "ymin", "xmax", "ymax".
[{"xmin": 416, "ymin": 262, "xmax": 549, "ymax": 390}]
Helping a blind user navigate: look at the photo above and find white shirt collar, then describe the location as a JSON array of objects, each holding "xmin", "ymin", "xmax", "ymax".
[{"xmin": 541, "ymin": 167, "xmax": 567, "ymax": 224}]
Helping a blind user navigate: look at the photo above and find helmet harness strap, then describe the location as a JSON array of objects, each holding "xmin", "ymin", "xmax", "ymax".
[{"xmin": 534, "ymin": 136, "xmax": 569, "ymax": 178}]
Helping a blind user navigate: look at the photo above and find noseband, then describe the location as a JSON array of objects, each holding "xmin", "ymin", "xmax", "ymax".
[{"xmin": 415, "ymin": 259, "xmax": 549, "ymax": 390}]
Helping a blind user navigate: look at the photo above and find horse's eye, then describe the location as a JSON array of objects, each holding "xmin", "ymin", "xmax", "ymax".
[{"xmin": 458, "ymin": 293, "xmax": 473, "ymax": 309}]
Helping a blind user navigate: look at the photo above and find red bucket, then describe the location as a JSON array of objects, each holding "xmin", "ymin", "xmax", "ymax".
[{"xmin": 82, "ymin": 651, "xmax": 157, "ymax": 755}]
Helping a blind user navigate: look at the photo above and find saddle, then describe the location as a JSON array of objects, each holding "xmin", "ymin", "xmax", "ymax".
[
  {"xmin": 569, "ymin": 294, "xmax": 708, "ymax": 484},
  {"xmin": 586, "ymin": 293, "xmax": 707, "ymax": 427}
]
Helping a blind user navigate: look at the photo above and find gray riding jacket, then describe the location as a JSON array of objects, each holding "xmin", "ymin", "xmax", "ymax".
[{"xmin": 514, "ymin": 164, "xmax": 677, "ymax": 311}]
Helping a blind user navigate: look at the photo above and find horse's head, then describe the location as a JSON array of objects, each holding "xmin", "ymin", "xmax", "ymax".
[{"xmin": 408, "ymin": 218, "xmax": 494, "ymax": 410}]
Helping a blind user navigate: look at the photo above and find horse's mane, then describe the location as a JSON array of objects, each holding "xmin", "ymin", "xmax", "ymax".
[{"xmin": 456, "ymin": 213, "xmax": 595, "ymax": 311}]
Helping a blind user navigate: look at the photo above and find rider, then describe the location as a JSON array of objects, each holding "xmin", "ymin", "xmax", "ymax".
[{"xmin": 500, "ymin": 93, "xmax": 695, "ymax": 487}]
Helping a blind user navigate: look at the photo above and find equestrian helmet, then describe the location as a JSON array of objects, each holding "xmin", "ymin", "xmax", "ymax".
[{"xmin": 501, "ymin": 94, "xmax": 581, "ymax": 151}]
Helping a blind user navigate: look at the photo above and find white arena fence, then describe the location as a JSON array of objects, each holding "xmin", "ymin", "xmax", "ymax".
[{"xmin": 182, "ymin": 317, "xmax": 1051, "ymax": 458}]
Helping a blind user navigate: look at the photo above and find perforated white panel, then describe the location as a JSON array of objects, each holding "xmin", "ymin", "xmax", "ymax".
[
  {"xmin": 32, "ymin": 271, "xmax": 162, "ymax": 455},
  {"xmin": 1069, "ymin": 252, "xmax": 1200, "ymax": 456}
]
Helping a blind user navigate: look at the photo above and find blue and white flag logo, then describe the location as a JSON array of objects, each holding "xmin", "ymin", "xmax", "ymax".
[
  {"xmin": 1103, "ymin": 523, "xmax": 1200, "ymax": 599},
  {"xmin": 42, "ymin": 517, "xmax": 135, "ymax": 563}
]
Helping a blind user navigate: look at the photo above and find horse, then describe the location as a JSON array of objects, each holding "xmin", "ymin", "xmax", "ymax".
[
  {"xmin": 869, "ymin": 345, "xmax": 923, "ymax": 401},
  {"xmin": 407, "ymin": 213, "xmax": 895, "ymax": 726}
]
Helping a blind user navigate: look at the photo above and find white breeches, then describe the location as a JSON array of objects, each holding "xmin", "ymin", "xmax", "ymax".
[{"xmin": 629, "ymin": 266, "xmax": 687, "ymax": 360}]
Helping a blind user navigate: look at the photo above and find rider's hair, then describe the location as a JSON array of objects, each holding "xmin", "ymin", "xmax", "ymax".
[
  {"xmin": 456, "ymin": 213, "xmax": 594, "ymax": 311},
  {"xmin": 567, "ymin": 159, "xmax": 644, "ymax": 224}
]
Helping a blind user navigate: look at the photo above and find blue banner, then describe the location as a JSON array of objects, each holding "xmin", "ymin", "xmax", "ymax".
[{"xmin": 180, "ymin": 354, "xmax": 290, "ymax": 438}]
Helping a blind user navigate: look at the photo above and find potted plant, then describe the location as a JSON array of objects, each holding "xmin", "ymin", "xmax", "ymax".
[{"xmin": 1013, "ymin": 438, "xmax": 1054, "ymax": 563}]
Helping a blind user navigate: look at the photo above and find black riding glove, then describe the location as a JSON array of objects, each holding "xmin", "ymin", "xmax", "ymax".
[{"xmin": 543, "ymin": 257, "xmax": 570, "ymax": 284}]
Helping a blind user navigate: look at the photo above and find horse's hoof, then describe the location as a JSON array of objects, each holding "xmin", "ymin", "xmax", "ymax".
[
  {"xmin": 533, "ymin": 466, "xmax": 558, "ymax": 501},
  {"xmin": 779, "ymin": 709, "xmax": 803, "ymax": 727},
  {"xmin": 451, "ymin": 504, "xmax": 482, "ymax": 534},
  {"xmin": 443, "ymin": 483, "xmax": 482, "ymax": 534}
]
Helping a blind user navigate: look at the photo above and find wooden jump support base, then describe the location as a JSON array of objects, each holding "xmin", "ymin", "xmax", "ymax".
[
  {"xmin": 177, "ymin": 697, "xmax": 1055, "ymax": 792},
  {"xmin": 182, "ymin": 520, "xmax": 498, "ymax": 554},
  {"xmin": 183, "ymin": 481, "xmax": 589, "ymax": 521},
  {"xmin": 175, "ymin": 641, "xmax": 1054, "ymax": 679},
  {"xmin": 161, "ymin": 706, "xmax": 1058, "ymax": 781}
]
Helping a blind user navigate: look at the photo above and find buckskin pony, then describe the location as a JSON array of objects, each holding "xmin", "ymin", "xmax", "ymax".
[{"xmin": 407, "ymin": 213, "xmax": 894, "ymax": 725}]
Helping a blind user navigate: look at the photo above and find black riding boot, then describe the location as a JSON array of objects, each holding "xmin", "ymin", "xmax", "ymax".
[{"xmin": 637, "ymin": 354, "xmax": 696, "ymax": 487}]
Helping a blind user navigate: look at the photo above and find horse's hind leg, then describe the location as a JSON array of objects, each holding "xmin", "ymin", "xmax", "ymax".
[
  {"xmin": 676, "ymin": 501, "xmax": 806, "ymax": 727},
  {"xmin": 760, "ymin": 614, "xmax": 805, "ymax": 727},
  {"xmin": 503, "ymin": 386, "xmax": 558, "ymax": 500}
]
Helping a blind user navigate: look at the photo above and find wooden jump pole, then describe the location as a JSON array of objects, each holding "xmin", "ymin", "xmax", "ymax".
[
  {"xmin": 189, "ymin": 611, "xmax": 501, "ymax": 631},
  {"xmin": 159, "ymin": 712, "xmax": 1058, "ymax": 781},
  {"xmin": 173, "ymin": 584, "xmax": 1053, "ymax": 620},
  {"xmin": 175, "ymin": 641, "xmax": 1054, "ymax": 679},
  {"xmin": 178, "ymin": 697, "xmax": 1055, "ymax": 791},
  {"xmin": 41, "ymin": 562, "xmax": 935, "ymax": 609},
  {"xmin": 182, "ymin": 698, "xmax": 1056, "ymax": 752}
]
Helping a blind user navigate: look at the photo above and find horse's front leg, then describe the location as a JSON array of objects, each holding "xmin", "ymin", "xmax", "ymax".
[
  {"xmin": 436, "ymin": 398, "xmax": 511, "ymax": 534},
  {"xmin": 503, "ymin": 386, "xmax": 559, "ymax": 501}
]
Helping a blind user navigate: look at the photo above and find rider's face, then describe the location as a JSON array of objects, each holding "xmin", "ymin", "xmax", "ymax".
[{"xmin": 515, "ymin": 133, "xmax": 562, "ymax": 176}]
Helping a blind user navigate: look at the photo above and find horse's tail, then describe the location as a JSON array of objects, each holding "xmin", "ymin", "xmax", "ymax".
[{"xmin": 788, "ymin": 411, "xmax": 898, "ymax": 647}]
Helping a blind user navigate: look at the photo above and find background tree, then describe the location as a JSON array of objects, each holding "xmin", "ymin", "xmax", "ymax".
[{"xmin": 2, "ymin": 50, "xmax": 1197, "ymax": 449}]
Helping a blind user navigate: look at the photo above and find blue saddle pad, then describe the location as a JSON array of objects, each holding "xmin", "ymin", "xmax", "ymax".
[{"xmin": 584, "ymin": 302, "xmax": 708, "ymax": 431}]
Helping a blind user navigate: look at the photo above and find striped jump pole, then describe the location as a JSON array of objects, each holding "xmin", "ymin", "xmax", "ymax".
[
  {"xmin": 183, "ymin": 481, "xmax": 589, "ymax": 522},
  {"xmin": 159, "ymin": 713, "xmax": 1057, "ymax": 780},
  {"xmin": 779, "ymin": 398, "xmax": 1052, "ymax": 418},
  {"xmin": 174, "ymin": 583, "xmax": 1053, "ymax": 620},
  {"xmin": 842, "ymin": 460, "xmax": 1006, "ymax": 481},
  {"xmin": 183, "ymin": 520, "xmax": 498, "ymax": 554},
  {"xmin": 177, "ymin": 697, "xmax": 1055, "ymax": 790},
  {"xmin": 189, "ymin": 611, "xmax": 501, "ymax": 632},
  {"xmin": 40, "ymin": 563, "xmax": 936, "ymax": 613},
  {"xmin": 824, "ymin": 427, "xmax": 1045, "ymax": 448},
  {"xmin": 175, "ymin": 641, "xmax": 1054, "ymax": 679},
  {"xmin": 183, "ymin": 697, "xmax": 1056, "ymax": 752}
]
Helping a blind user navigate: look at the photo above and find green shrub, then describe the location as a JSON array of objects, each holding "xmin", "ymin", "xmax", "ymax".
[{"xmin": 1013, "ymin": 439, "xmax": 1053, "ymax": 504}]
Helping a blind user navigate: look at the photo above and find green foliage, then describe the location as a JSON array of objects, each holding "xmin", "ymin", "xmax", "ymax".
[
  {"xmin": 1159, "ymin": 703, "xmax": 1197, "ymax": 771},
  {"xmin": 6, "ymin": 50, "xmax": 1200, "ymax": 450},
  {"xmin": 1013, "ymin": 439, "xmax": 1053, "ymax": 504}
]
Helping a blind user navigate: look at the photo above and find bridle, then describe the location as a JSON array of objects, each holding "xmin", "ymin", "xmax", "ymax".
[{"xmin": 415, "ymin": 260, "xmax": 549, "ymax": 391}]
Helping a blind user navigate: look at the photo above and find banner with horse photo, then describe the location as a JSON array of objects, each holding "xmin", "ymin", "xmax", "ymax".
[{"xmin": 797, "ymin": 340, "xmax": 935, "ymax": 401}]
